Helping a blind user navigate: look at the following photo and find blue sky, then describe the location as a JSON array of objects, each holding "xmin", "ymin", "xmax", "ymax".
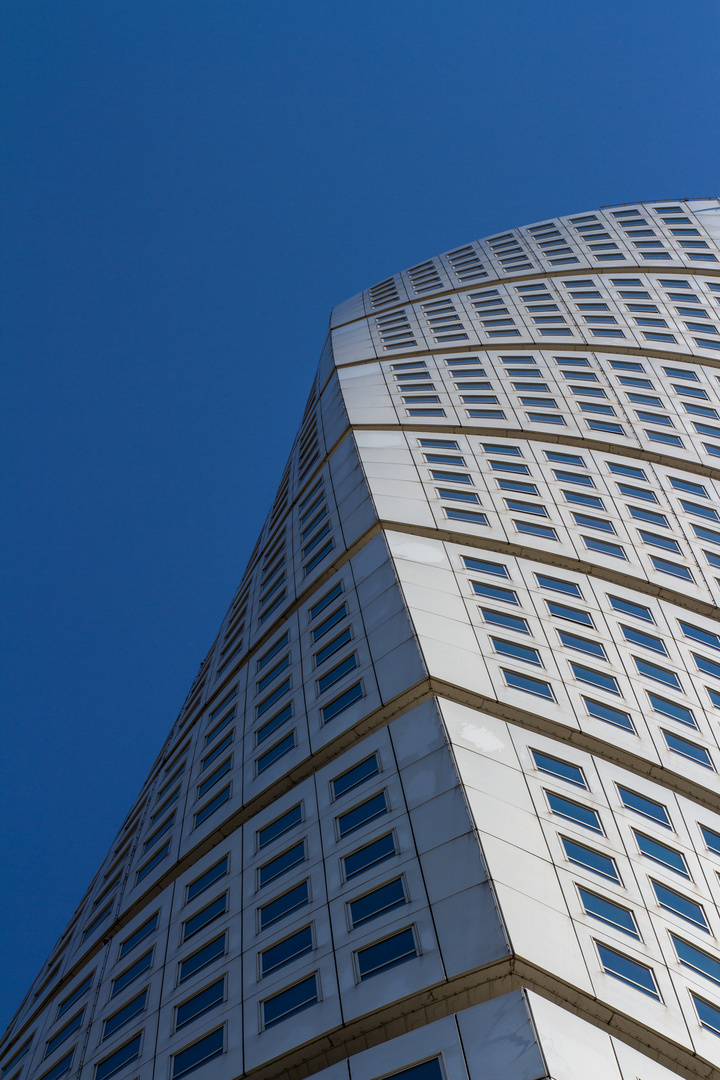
[{"xmin": 1, "ymin": 0, "xmax": 719, "ymax": 1031}]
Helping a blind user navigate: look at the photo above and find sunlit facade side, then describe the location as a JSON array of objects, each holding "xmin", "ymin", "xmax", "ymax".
[{"xmin": 5, "ymin": 198, "xmax": 720, "ymax": 1080}]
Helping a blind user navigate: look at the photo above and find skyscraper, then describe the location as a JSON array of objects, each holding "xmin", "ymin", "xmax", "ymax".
[{"xmin": 5, "ymin": 197, "xmax": 720, "ymax": 1080}]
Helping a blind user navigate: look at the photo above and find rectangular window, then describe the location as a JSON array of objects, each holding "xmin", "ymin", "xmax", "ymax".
[
  {"xmin": 317, "ymin": 654, "xmax": 358, "ymax": 694},
  {"xmin": 102, "ymin": 991, "xmax": 147, "ymax": 1042},
  {"xmin": 349, "ymin": 878, "xmax": 406, "ymax": 928},
  {"xmin": 648, "ymin": 692, "xmax": 696, "ymax": 727},
  {"xmin": 579, "ymin": 887, "xmax": 638, "ymax": 937},
  {"xmin": 546, "ymin": 600, "xmax": 593, "ymax": 626},
  {"xmin": 57, "ymin": 973, "xmax": 94, "ymax": 1018},
  {"xmin": 621, "ymin": 625, "xmax": 666, "ymax": 655},
  {"xmin": 536, "ymin": 574, "xmax": 582, "ymax": 597},
  {"xmin": 259, "ymin": 882, "xmax": 310, "ymax": 931},
  {"xmin": 673, "ymin": 935, "xmax": 720, "ymax": 987},
  {"xmin": 481, "ymin": 608, "xmax": 529, "ymax": 633},
  {"xmin": 664, "ymin": 730, "xmax": 713, "ymax": 769},
  {"xmin": 256, "ymin": 703, "xmax": 293, "ymax": 746},
  {"xmin": 596, "ymin": 943, "xmax": 659, "ymax": 999},
  {"xmin": 561, "ymin": 836, "xmax": 620, "ymax": 881},
  {"xmin": 257, "ymin": 633, "xmax": 290, "ymax": 671},
  {"xmin": 178, "ymin": 934, "xmax": 227, "ymax": 984},
  {"xmin": 355, "ymin": 927, "xmax": 418, "ymax": 981},
  {"xmin": 257, "ymin": 804, "xmax": 302, "ymax": 850},
  {"xmin": 261, "ymin": 925, "xmax": 313, "ymax": 977},
  {"xmin": 171, "ymin": 1028, "xmax": 224, "ymax": 1080},
  {"xmin": 176, "ymin": 978, "xmax": 225, "ymax": 1031},
  {"xmin": 257, "ymin": 732, "xmax": 295, "ymax": 774},
  {"xmin": 652, "ymin": 880, "xmax": 708, "ymax": 930},
  {"xmin": 197, "ymin": 759, "xmax": 232, "ymax": 800},
  {"xmin": 259, "ymin": 841, "xmax": 306, "ymax": 888},
  {"xmin": 546, "ymin": 791, "xmax": 602, "ymax": 833},
  {"xmin": 95, "ymin": 1035, "xmax": 142, "ymax": 1080},
  {"xmin": 570, "ymin": 662, "xmax": 620, "ymax": 695},
  {"xmin": 118, "ymin": 913, "xmax": 159, "ymax": 960},
  {"xmin": 45, "ymin": 1012, "xmax": 85, "ymax": 1058},
  {"xmin": 471, "ymin": 581, "xmax": 518, "ymax": 604},
  {"xmin": 634, "ymin": 656, "xmax": 681, "ymax": 689},
  {"xmin": 532, "ymin": 749, "xmax": 586, "ymax": 787},
  {"xmin": 618, "ymin": 787, "xmax": 670, "ymax": 827},
  {"xmin": 583, "ymin": 697, "xmax": 635, "ymax": 732},
  {"xmin": 332, "ymin": 755, "xmax": 380, "ymax": 799},
  {"xmin": 311, "ymin": 604, "xmax": 347, "ymax": 642},
  {"xmin": 194, "ymin": 786, "xmax": 231, "ymax": 827},
  {"xmin": 262, "ymin": 973, "xmax": 318, "ymax": 1029},
  {"xmin": 463, "ymin": 555, "xmax": 508, "ymax": 577},
  {"xmin": 39, "ymin": 1051, "xmax": 74, "ymax": 1080},
  {"xmin": 187, "ymin": 858, "xmax": 229, "ymax": 904},
  {"xmin": 182, "ymin": 895, "xmax": 227, "ymax": 942},
  {"xmin": 322, "ymin": 682, "xmax": 364, "ymax": 723},
  {"xmin": 337, "ymin": 791, "xmax": 388, "ymax": 838},
  {"xmin": 110, "ymin": 952, "xmax": 153, "ymax": 999},
  {"xmin": 492, "ymin": 637, "xmax": 542, "ymax": 665},
  {"xmin": 558, "ymin": 630, "xmax": 606, "ymax": 659},
  {"xmin": 608, "ymin": 595, "xmax": 653, "ymax": 622},
  {"xmin": 503, "ymin": 668, "xmax": 554, "ymax": 699},
  {"xmin": 314, "ymin": 629, "xmax": 352, "ymax": 666},
  {"xmin": 634, "ymin": 830, "xmax": 688, "ymax": 876},
  {"xmin": 343, "ymin": 833, "xmax": 397, "ymax": 881},
  {"xmin": 309, "ymin": 583, "xmax": 343, "ymax": 621}
]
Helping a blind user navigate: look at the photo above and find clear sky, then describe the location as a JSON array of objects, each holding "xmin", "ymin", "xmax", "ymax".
[{"xmin": 1, "ymin": 0, "xmax": 719, "ymax": 1032}]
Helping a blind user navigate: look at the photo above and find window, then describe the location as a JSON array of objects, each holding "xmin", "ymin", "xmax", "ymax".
[
  {"xmin": 95, "ymin": 1035, "xmax": 142, "ymax": 1080},
  {"xmin": 596, "ymin": 943, "xmax": 659, "ymax": 999},
  {"xmin": 343, "ymin": 833, "xmax": 397, "ymax": 881},
  {"xmin": 546, "ymin": 450, "xmax": 585, "ymax": 466},
  {"xmin": 621, "ymin": 625, "xmax": 666, "ymax": 654},
  {"xmin": 608, "ymin": 595, "xmax": 653, "ymax": 622},
  {"xmin": 309, "ymin": 583, "xmax": 343, "ymax": 621},
  {"xmin": 652, "ymin": 881, "xmax": 708, "ymax": 930},
  {"xmin": 322, "ymin": 682, "xmax": 364, "ymax": 723},
  {"xmin": 176, "ymin": 978, "xmax": 225, "ymax": 1031},
  {"xmin": 355, "ymin": 927, "xmax": 417, "ymax": 981},
  {"xmin": 634, "ymin": 831, "xmax": 689, "ymax": 876},
  {"xmin": 532, "ymin": 750, "xmax": 585, "ymax": 787},
  {"xmin": 558, "ymin": 630, "xmax": 606, "ymax": 659},
  {"xmin": 570, "ymin": 663, "xmax": 620, "ymax": 695},
  {"xmin": 312, "ymin": 605, "xmax": 347, "ymax": 643},
  {"xmin": 187, "ymin": 858, "xmax": 228, "ymax": 903},
  {"xmin": 171, "ymin": 1028, "xmax": 224, "ymax": 1080},
  {"xmin": 583, "ymin": 697, "xmax": 635, "ymax": 732},
  {"xmin": 546, "ymin": 600, "xmax": 593, "ymax": 626},
  {"xmin": 102, "ymin": 991, "xmax": 147, "ymax": 1041},
  {"xmin": 315, "ymin": 629, "xmax": 352, "ymax": 667},
  {"xmin": 259, "ymin": 882, "xmax": 309, "ymax": 931},
  {"xmin": 700, "ymin": 825, "xmax": 720, "ymax": 857},
  {"xmin": 261, "ymin": 925, "xmax": 314, "ymax": 978},
  {"xmin": 616, "ymin": 483, "xmax": 657, "ymax": 503},
  {"xmin": 672, "ymin": 935, "xmax": 720, "ymax": 987},
  {"xmin": 634, "ymin": 656, "xmax": 681, "ymax": 689},
  {"xmin": 378, "ymin": 1061, "xmax": 443, "ymax": 1080},
  {"xmin": 349, "ymin": 878, "xmax": 406, "ymax": 928},
  {"xmin": 317, "ymin": 654, "xmax": 358, "ymax": 694},
  {"xmin": 537, "ymin": 573, "xmax": 581, "ymax": 597},
  {"xmin": 256, "ymin": 703, "xmax": 293, "ymax": 746},
  {"xmin": 337, "ymin": 792, "xmax": 388, "ymax": 838},
  {"xmin": 197, "ymin": 759, "xmax": 231, "ymax": 800},
  {"xmin": 194, "ymin": 786, "xmax": 231, "ymax": 826},
  {"xmin": 471, "ymin": 580, "xmax": 518, "ymax": 604},
  {"xmin": 647, "ymin": 692, "xmax": 696, "ymax": 727},
  {"xmin": 669, "ymin": 475, "xmax": 708, "ymax": 497},
  {"xmin": 257, "ymin": 733, "xmax": 295, "ymax": 774},
  {"xmin": 258, "ymin": 804, "xmax": 302, "ymax": 850},
  {"xmin": 664, "ymin": 730, "xmax": 713, "ymax": 769},
  {"xmin": 182, "ymin": 895, "xmax": 227, "ymax": 942},
  {"xmin": 578, "ymin": 888, "xmax": 638, "ymax": 937},
  {"xmin": 463, "ymin": 555, "xmax": 508, "ymax": 576},
  {"xmin": 179, "ymin": 934, "xmax": 227, "ymax": 984},
  {"xmin": 57, "ymin": 973, "xmax": 94, "ymax": 1018},
  {"xmin": 481, "ymin": 608, "xmax": 529, "ymax": 633},
  {"xmin": 332, "ymin": 755, "xmax": 379, "ymax": 799},
  {"xmin": 618, "ymin": 786, "xmax": 670, "ymax": 827},
  {"xmin": 39, "ymin": 1051, "xmax": 74, "ymax": 1080},
  {"xmin": 111, "ymin": 952, "xmax": 153, "ymax": 999},
  {"xmin": 259, "ymin": 841, "xmax": 306, "ymax": 888},
  {"xmin": 45, "ymin": 1012, "xmax": 85, "ymax": 1058},
  {"xmin": 503, "ymin": 669, "xmax": 554, "ymax": 700},
  {"xmin": 491, "ymin": 638, "xmax": 542, "ymax": 665},
  {"xmin": 546, "ymin": 792, "xmax": 602, "ymax": 833},
  {"xmin": 561, "ymin": 837, "xmax": 620, "ymax": 881},
  {"xmin": 118, "ymin": 912, "xmax": 159, "ymax": 960},
  {"xmin": 679, "ymin": 620, "xmax": 720, "ymax": 652},
  {"xmin": 262, "ymin": 974, "xmax": 318, "ymax": 1028}
]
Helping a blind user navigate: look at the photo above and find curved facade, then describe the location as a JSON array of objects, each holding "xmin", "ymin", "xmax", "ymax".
[{"xmin": 6, "ymin": 199, "xmax": 720, "ymax": 1080}]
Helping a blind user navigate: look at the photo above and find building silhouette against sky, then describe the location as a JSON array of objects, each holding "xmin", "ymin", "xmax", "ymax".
[{"xmin": 5, "ymin": 199, "xmax": 720, "ymax": 1080}]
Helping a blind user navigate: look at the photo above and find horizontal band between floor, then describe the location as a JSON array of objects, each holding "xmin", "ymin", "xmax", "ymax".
[
  {"xmin": 242, "ymin": 954, "xmax": 719, "ymax": 1080},
  {"xmin": 331, "ymin": 261, "xmax": 720, "ymax": 333}
]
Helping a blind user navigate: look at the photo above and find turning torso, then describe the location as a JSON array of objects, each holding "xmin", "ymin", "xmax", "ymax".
[{"xmin": 9, "ymin": 199, "xmax": 720, "ymax": 1080}]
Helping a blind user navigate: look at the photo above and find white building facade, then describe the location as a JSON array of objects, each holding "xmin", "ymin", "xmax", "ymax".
[{"xmin": 5, "ymin": 199, "xmax": 720, "ymax": 1080}]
